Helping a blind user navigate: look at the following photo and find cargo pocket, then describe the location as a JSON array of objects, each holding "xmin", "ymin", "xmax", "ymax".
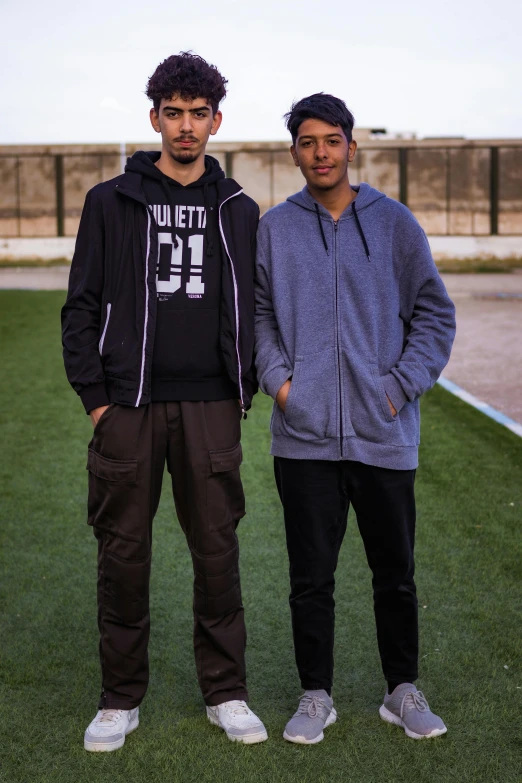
[
  {"xmin": 207, "ymin": 442, "xmax": 245, "ymax": 532},
  {"xmin": 86, "ymin": 448, "xmax": 140, "ymax": 541}
]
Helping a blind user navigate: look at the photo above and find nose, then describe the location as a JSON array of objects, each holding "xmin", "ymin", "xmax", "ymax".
[
  {"xmin": 180, "ymin": 112, "xmax": 194, "ymax": 134},
  {"xmin": 314, "ymin": 143, "xmax": 328, "ymax": 160}
]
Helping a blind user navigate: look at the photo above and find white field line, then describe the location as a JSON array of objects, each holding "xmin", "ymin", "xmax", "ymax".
[{"xmin": 437, "ymin": 376, "xmax": 522, "ymax": 438}]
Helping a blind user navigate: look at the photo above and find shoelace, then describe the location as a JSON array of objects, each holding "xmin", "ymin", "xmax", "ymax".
[
  {"xmin": 400, "ymin": 690, "xmax": 429, "ymax": 718},
  {"xmin": 223, "ymin": 700, "xmax": 250, "ymax": 716},
  {"xmin": 297, "ymin": 694, "xmax": 332, "ymax": 719},
  {"xmin": 97, "ymin": 709, "xmax": 124, "ymax": 725}
]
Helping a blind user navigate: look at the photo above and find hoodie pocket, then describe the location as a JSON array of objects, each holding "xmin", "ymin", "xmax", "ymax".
[
  {"xmin": 272, "ymin": 348, "xmax": 338, "ymax": 441},
  {"xmin": 343, "ymin": 361, "xmax": 419, "ymax": 447}
]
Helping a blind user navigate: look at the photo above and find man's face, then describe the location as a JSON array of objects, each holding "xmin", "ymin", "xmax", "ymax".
[
  {"xmin": 150, "ymin": 95, "xmax": 222, "ymax": 164},
  {"xmin": 291, "ymin": 118, "xmax": 357, "ymax": 191}
]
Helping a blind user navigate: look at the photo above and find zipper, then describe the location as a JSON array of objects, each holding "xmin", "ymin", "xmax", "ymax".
[
  {"xmin": 334, "ymin": 220, "xmax": 344, "ymax": 458},
  {"xmin": 98, "ymin": 302, "xmax": 112, "ymax": 355},
  {"xmin": 135, "ymin": 209, "xmax": 153, "ymax": 407},
  {"xmin": 218, "ymin": 189, "xmax": 246, "ymax": 416}
]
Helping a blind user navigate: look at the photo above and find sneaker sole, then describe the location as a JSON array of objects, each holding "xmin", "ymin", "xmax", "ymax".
[
  {"xmin": 206, "ymin": 711, "xmax": 268, "ymax": 744},
  {"xmin": 283, "ymin": 707, "xmax": 337, "ymax": 745},
  {"xmin": 379, "ymin": 705, "xmax": 447, "ymax": 740},
  {"xmin": 84, "ymin": 714, "xmax": 139, "ymax": 752}
]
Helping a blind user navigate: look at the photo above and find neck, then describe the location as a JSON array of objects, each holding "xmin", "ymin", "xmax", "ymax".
[
  {"xmin": 307, "ymin": 177, "xmax": 356, "ymax": 221},
  {"xmin": 155, "ymin": 149, "xmax": 206, "ymax": 185}
]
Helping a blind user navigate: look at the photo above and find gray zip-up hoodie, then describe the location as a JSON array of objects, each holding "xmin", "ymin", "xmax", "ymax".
[{"xmin": 254, "ymin": 183, "xmax": 456, "ymax": 470}]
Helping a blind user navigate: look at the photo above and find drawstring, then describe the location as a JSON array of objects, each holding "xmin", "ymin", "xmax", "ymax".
[
  {"xmin": 314, "ymin": 200, "xmax": 371, "ymax": 261},
  {"xmin": 352, "ymin": 201, "xmax": 371, "ymax": 262},
  {"xmin": 203, "ymin": 183, "xmax": 214, "ymax": 257},
  {"xmin": 160, "ymin": 178, "xmax": 179, "ymax": 248},
  {"xmin": 315, "ymin": 203, "xmax": 328, "ymax": 253}
]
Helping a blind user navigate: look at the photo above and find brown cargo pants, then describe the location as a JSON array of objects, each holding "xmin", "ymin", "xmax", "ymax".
[{"xmin": 86, "ymin": 399, "xmax": 247, "ymax": 709}]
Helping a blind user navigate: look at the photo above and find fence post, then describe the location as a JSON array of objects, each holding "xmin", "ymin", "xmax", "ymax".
[
  {"xmin": 55, "ymin": 155, "xmax": 65, "ymax": 237},
  {"xmin": 490, "ymin": 147, "xmax": 499, "ymax": 235},
  {"xmin": 16, "ymin": 158, "xmax": 21, "ymax": 237},
  {"xmin": 225, "ymin": 151, "xmax": 233, "ymax": 179},
  {"xmin": 399, "ymin": 148, "xmax": 408, "ymax": 206}
]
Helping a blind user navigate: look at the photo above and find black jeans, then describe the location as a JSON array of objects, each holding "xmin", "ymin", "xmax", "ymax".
[{"xmin": 274, "ymin": 457, "xmax": 418, "ymax": 692}]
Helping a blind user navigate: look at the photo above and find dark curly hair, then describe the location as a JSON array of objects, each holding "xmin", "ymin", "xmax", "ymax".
[
  {"xmin": 285, "ymin": 93, "xmax": 355, "ymax": 144},
  {"xmin": 146, "ymin": 51, "xmax": 228, "ymax": 114}
]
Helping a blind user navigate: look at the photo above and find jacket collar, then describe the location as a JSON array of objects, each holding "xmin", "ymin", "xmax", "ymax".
[{"xmin": 115, "ymin": 170, "xmax": 243, "ymax": 207}]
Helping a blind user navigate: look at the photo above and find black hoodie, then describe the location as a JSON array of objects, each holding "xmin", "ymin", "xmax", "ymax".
[{"xmin": 125, "ymin": 152, "xmax": 236, "ymax": 401}]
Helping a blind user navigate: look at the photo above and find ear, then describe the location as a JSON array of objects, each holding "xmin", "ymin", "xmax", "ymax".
[
  {"xmin": 210, "ymin": 110, "xmax": 223, "ymax": 136},
  {"xmin": 348, "ymin": 139, "xmax": 357, "ymax": 163},
  {"xmin": 290, "ymin": 145, "xmax": 300, "ymax": 167},
  {"xmin": 150, "ymin": 108, "xmax": 161, "ymax": 134}
]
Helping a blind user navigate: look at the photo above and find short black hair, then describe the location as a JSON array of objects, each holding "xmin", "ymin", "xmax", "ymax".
[
  {"xmin": 146, "ymin": 51, "xmax": 227, "ymax": 114},
  {"xmin": 284, "ymin": 93, "xmax": 355, "ymax": 143}
]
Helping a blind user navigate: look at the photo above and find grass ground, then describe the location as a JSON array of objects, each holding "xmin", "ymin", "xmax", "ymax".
[
  {"xmin": 0, "ymin": 258, "xmax": 71, "ymax": 268},
  {"xmin": 1, "ymin": 291, "xmax": 521, "ymax": 783},
  {"xmin": 435, "ymin": 256, "xmax": 522, "ymax": 274}
]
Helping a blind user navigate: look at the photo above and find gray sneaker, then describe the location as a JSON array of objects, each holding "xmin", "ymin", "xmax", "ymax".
[
  {"xmin": 379, "ymin": 683, "xmax": 447, "ymax": 739},
  {"xmin": 283, "ymin": 690, "xmax": 337, "ymax": 744}
]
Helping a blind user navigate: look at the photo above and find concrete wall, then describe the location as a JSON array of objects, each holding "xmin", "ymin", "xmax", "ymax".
[{"xmin": 1, "ymin": 138, "xmax": 521, "ymax": 238}]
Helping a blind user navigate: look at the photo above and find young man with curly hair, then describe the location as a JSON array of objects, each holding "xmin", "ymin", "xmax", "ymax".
[
  {"xmin": 62, "ymin": 52, "xmax": 267, "ymax": 749},
  {"xmin": 255, "ymin": 93, "xmax": 455, "ymax": 744}
]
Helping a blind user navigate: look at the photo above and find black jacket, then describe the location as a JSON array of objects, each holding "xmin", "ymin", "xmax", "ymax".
[{"xmin": 62, "ymin": 155, "xmax": 259, "ymax": 413}]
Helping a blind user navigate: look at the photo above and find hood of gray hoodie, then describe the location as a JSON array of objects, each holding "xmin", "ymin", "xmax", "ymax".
[
  {"xmin": 287, "ymin": 183, "xmax": 386, "ymax": 259},
  {"xmin": 254, "ymin": 183, "xmax": 456, "ymax": 470}
]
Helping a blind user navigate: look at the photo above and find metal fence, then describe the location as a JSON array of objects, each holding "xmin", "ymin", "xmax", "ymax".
[{"xmin": 1, "ymin": 140, "xmax": 521, "ymax": 237}]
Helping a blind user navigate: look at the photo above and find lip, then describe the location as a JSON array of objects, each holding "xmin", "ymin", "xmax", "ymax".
[
  {"xmin": 312, "ymin": 166, "xmax": 333, "ymax": 174},
  {"xmin": 176, "ymin": 139, "xmax": 197, "ymax": 147}
]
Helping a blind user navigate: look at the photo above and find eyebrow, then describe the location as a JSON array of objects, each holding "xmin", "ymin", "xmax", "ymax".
[
  {"xmin": 298, "ymin": 133, "xmax": 343, "ymax": 141},
  {"xmin": 162, "ymin": 104, "xmax": 210, "ymax": 114}
]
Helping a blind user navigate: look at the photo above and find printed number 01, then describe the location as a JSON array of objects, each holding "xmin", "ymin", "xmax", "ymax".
[{"xmin": 156, "ymin": 233, "xmax": 205, "ymax": 295}]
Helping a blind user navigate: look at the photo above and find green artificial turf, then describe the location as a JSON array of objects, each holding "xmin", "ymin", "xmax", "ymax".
[
  {"xmin": 435, "ymin": 256, "xmax": 522, "ymax": 274},
  {"xmin": 0, "ymin": 291, "xmax": 521, "ymax": 783}
]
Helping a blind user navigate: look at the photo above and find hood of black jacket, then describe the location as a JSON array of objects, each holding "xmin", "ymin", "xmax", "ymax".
[
  {"xmin": 125, "ymin": 151, "xmax": 226, "ymax": 256},
  {"xmin": 124, "ymin": 150, "xmax": 225, "ymax": 188}
]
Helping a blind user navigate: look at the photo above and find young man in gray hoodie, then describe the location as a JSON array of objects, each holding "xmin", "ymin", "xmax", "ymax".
[{"xmin": 254, "ymin": 93, "xmax": 456, "ymax": 744}]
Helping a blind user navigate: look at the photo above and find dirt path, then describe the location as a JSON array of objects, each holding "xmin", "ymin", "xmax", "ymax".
[
  {"xmin": 441, "ymin": 273, "xmax": 522, "ymax": 423},
  {"xmin": 0, "ymin": 266, "xmax": 70, "ymax": 290}
]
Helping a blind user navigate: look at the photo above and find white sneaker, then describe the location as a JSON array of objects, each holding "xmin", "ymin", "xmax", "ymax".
[
  {"xmin": 84, "ymin": 707, "xmax": 139, "ymax": 752},
  {"xmin": 206, "ymin": 700, "xmax": 268, "ymax": 744}
]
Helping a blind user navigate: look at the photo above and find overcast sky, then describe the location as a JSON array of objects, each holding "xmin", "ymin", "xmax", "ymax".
[{"xmin": 1, "ymin": 0, "xmax": 521, "ymax": 145}]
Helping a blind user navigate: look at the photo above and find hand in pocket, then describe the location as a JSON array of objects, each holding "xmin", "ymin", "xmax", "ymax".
[
  {"xmin": 90, "ymin": 405, "xmax": 111, "ymax": 428},
  {"xmin": 386, "ymin": 395, "xmax": 397, "ymax": 417},
  {"xmin": 276, "ymin": 380, "xmax": 292, "ymax": 412}
]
